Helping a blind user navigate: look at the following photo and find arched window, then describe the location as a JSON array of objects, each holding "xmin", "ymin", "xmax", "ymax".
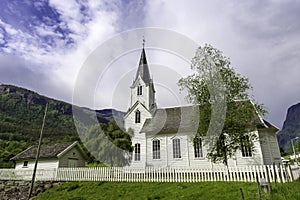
[
  {"xmin": 134, "ymin": 143, "xmax": 141, "ymax": 161},
  {"xmin": 172, "ymin": 138, "xmax": 181, "ymax": 159},
  {"xmin": 135, "ymin": 110, "xmax": 141, "ymax": 123},
  {"xmin": 194, "ymin": 137, "xmax": 203, "ymax": 158},
  {"xmin": 137, "ymin": 85, "xmax": 142, "ymax": 95},
  {"xmin": 241, "ymin": 135, "xmax": 252, "ymax": 157},
  {"xmin": 152, "ymin": 139, "xmax": 160, "ymax": 159}
]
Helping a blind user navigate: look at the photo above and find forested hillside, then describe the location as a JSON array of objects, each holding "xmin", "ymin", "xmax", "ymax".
[{"xmin": 0, "ymin": 84, "xmax": 125, "ymax": 167}]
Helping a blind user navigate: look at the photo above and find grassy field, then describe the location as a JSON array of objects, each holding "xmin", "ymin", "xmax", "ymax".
[{"xmin": 35, "ymin": 181, "xmax": 300, "ymax": 200}]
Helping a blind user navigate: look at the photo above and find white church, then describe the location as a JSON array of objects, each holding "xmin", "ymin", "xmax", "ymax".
[{"xmin": 124, "ymin": 46, "xmax": 281, "ymax": 168}]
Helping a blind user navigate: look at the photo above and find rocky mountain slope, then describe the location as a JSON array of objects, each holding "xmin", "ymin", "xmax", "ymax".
[{"xmin": 277, "ymin": 102, "xmax": 300, "ymax": 152}]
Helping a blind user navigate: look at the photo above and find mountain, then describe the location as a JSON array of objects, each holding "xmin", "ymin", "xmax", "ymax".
[
  {"xmin": 96, "ymin": 109, "xmax": 124, "ymax": 125},
  {"xmin": 0, "ymin": 84, "xmax": 125, "ymax": 167},
  {"xmin": 277, "ymin": 102, "xmax": 300, "ymax": 152}
]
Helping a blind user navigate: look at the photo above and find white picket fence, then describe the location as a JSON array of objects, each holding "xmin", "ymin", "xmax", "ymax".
[{"xmin": 0, "ymin": 165, "xmax": 296, "ymax": 183}]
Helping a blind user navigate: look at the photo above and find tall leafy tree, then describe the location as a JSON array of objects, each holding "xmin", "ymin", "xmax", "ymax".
[{"xmin": 178, "ymin": 44, "xmax": 266, "ymax": 166}]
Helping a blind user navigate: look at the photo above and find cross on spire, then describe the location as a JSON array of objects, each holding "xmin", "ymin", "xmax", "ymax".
[{"xmin": 142, "ymin": 36, "xmax": 145, "ymax": 48}]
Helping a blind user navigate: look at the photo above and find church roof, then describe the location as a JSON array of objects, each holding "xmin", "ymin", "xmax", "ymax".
[
  {"xmin": 141, "ymin": 100, "xmax": 269, "ymax": 135},
  {"xmin": 141, "ymin": 106, "xmax": 198, "ymax": 135},
  {"xmin": 134, "ymin": 48, "xmax": 152, "ymax": 84}
]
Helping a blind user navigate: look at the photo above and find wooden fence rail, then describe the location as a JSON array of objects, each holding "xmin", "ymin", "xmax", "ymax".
[{"xmin": 0, "ymin": 165, "xmax": 295, "ymax": 183}]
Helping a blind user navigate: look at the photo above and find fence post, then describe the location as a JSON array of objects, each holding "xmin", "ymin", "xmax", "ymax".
[
  {"xmin": 265, "ymin": 165, "xmax": 272, "ymax": 193},
  {"xmin": 280, "ymin": 164, "xmax": 284, "ymax": 183},
  {"xmin": 288, "ymin": 165, "xmax": 294, "ymax": 181},
  {"xmin": 273, "ymin": 163, "xmax": 277, "ymax": 184}
]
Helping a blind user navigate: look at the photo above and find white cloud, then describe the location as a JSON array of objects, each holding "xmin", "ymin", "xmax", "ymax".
[
  {"xmin": 0, "ymin": 32, "xmax": 4, "ymax": 45},
  {"xmin": 0, "ymin": 0, "xmax": 119, "ymax": 103}
]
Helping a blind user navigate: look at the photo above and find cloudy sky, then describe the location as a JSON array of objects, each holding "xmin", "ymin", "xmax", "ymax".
[{"xmin": 0, "ymin": 0, "xmax": 299, "ymax": 128}]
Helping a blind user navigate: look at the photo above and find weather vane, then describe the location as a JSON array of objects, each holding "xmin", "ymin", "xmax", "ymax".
[{"xmin": 142, "ymin": 36, "xmax": 145, "ymax": 48}]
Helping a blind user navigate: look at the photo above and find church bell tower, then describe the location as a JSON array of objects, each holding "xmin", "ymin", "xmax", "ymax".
[{"xmin": 124, "ymin": 41, "xmax": 156, "ymax": 134}]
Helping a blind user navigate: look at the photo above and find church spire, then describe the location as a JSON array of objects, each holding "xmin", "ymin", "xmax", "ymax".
[{"xmin": 134, "ymin": 38, "xmax": 151, "ymax": 84}]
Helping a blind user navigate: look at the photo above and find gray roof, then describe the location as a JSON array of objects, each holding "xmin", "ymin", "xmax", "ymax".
[
  {"xmin": 134, "ymin": 48, "xmax": 152, "ymax": 84},
  {"xmin": 141, "ymin": 106, "xmax": 199, "ymax": 135},
  {"xmin": 141, "ymin": 101, "xmax": 267, "ymax": 135},
  {"xmin": 10, "ymin": 142, "xmax": 82, "ymax": 161},
  {"xmin": 262, "ymin": 119, "xmax": 279, "ymax": 130}
]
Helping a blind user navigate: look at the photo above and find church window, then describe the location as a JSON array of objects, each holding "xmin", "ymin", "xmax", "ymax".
[
  {"xmin": 137, "ymin": 85, "xmax": 142, "ymax": 95},
  {"xmin": 241, "ymin": 135, "xmax": 252, "ymax": 157},
  {"xmin": 173, "ymin": 138, "xmax": 181, "ymax": 159},
  {"xmin": 152, "ymin": 139, "xmax": 160, "ymax": 159},
  {"xmin": 23, "ymin": 161, "xmax": 28, "ymax": 168},
  {"xmin": 134, "ymin": 143, "xmax": 141, "ymax": 161},
  {"xmin": 135, "ymin": 110, "xmax": 141, "ymax": 123},
  {"xmin": 194, "ymin": 137, "xmax": 203, "ymax": 158}
]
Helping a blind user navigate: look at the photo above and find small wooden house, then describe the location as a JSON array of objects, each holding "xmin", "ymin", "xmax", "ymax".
[{"xmin": 10, "ymin": 141, "xmax": 89, "ymax": 169}]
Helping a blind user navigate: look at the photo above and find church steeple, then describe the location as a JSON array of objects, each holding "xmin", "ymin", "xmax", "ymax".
[
  {"xmin": 124, "ymin": 39, "xmax": 157, "ymax": 135},
  {"xmin": 128, "ymin": 39, "xmax": 156, "ymax": 113},
  {"xmin": 134, "ymin": 47, "xmax": 151, "ymax": 84}
]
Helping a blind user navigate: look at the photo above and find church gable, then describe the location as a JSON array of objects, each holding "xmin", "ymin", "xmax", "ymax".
[
  {"xmin": 124, "ymin": 101, "xmax": 152, "ymax": 135},
  {"xmin": 131, "ymin": 75, "xmax": 146, "ymax": 89}
]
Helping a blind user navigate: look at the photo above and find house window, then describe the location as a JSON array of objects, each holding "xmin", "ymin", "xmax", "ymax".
[
  {"xmin": 173, "ymin": 138, "xmax": 181, "ymax": 159},
  {"xmin": 241, "ymin": 135, "xmax": 252, "ymax": 157},
  {"xmin": 135, "ymin": 110, "xmax": 141, "ymax": 123},
  {"xmin": 135, "ymin": 143, "xmax": 141, "ymax": 161},
  {"xmin": 194, "ymin": 137, "xmax": 203, "ymax": 158},
  {"xmin": 23, "ymin": 161, "xmax": 28, "ymax": 168},
  {"xmin": 152, "ymin": 139, "xmax": 160, "ymax": 159},
  {"xmin": 137, "ymin": 85, "xmax": 142, "ymax": 95}
]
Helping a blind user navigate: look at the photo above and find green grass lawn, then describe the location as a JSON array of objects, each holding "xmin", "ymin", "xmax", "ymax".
[{"xmin": 36, "ymin": 181, "xmax": 300, "ymax": 200}]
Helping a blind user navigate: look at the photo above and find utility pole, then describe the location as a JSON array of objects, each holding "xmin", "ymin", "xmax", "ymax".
[{"xmin": 27, "ymin": 103, "xmax": 48, "ymax": 200}]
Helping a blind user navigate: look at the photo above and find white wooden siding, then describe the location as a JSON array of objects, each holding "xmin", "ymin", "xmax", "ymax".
[
  {"xmin": 145, "ymin": 133, "xmax": 193, "ymax": 168},
  {"xmin": 58, "ymin": 145, "xmax": 86, "ymax": 168},
  {"xmin": 235, "ymin": 130, "xmax": 264, "ymax": 166},
  {"xmin": 124, "ymin": 102, "xmax": 152, "ymax": 135},
  {"xmin": 130, "ymin": 77, "xmax": 155, "ymax": 111},
  {"xmin": 188, "ymin": 135, "xmax": 213, "ymax": 167},
  {"xmin": 131, "ymin": 132, "xmax": 147, "ymax": 168},
  {"xmin": 259, "ymin": 131, "xmax": 281, "ymax": 165},
  {"xmin": 15, "ymin": 159, "xmax": 59, "ymax": 170},
  {"xmin": 132, "ymin": 130, "xmax": 267, "ymax": 168}
]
